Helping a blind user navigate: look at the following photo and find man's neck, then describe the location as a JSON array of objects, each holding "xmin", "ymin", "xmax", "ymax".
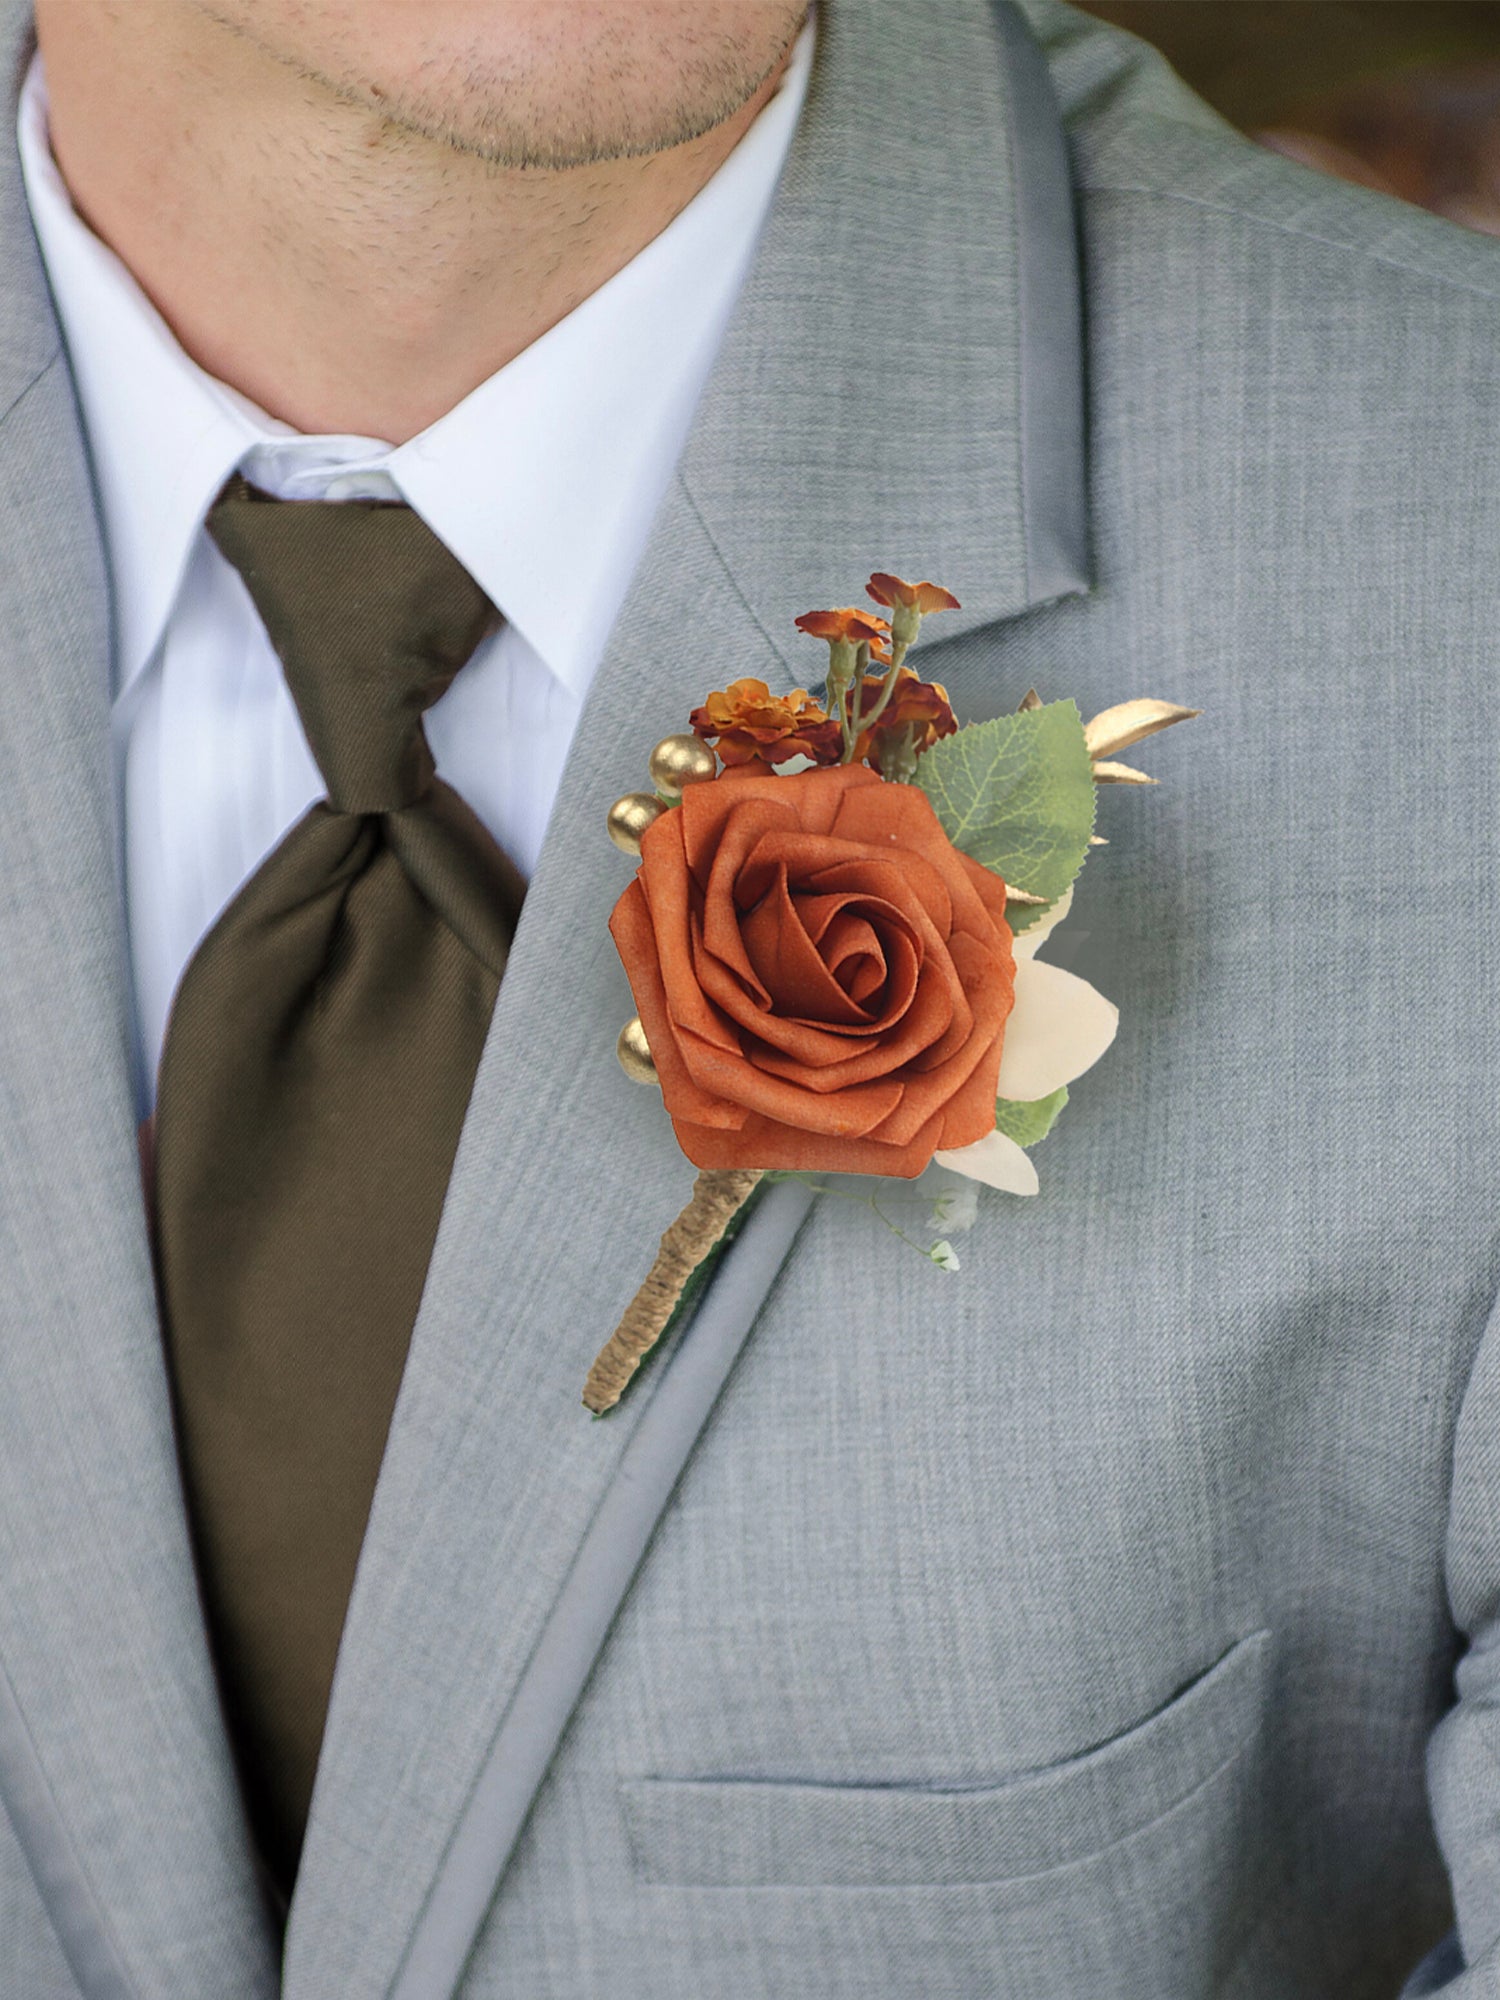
[{"xmin": 34, "ymin": 3, "xmax": 795, "ymax": 443}]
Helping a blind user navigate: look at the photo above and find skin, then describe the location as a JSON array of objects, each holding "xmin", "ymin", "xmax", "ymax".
[{"xmin": 33, "ymin": 0, "xmax": 809, "ymax": 439}]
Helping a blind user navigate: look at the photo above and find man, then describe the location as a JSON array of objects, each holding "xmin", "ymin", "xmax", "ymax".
[{"xmin": 0, "ymin": 0, "xmax": 1497, "ymax": 1993}]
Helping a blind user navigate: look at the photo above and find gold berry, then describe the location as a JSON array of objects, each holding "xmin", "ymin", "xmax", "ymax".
[
  {"xmin": 607, "ymin": 791, "xmax": 665, "ymax": 857},
  {"xmin": 616, "ymin": 1018, "xmax": 660, "ymax": 1087},
  {"xmin": 649, "ymin": 734, "xmax": 717, "ymax": 798}
]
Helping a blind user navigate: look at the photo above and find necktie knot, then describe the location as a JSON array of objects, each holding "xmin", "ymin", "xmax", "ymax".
[
  {"xmin": 157, "ymin": 478, "xmax": 522, "ymax": 1893},
  {"xmin": 207, "ymin": 476, "xmax": 498, "ymax": 814}
]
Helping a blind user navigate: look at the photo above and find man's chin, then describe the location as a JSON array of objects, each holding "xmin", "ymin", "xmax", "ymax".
[{"xmin": 197, "ymin": 0, "xmax": 810, "ymax": 172}]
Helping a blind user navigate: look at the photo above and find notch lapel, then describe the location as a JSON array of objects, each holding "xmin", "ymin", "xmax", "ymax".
[
  {"xmin": 286, "ymin": 2, "xmax": 1088, "ymax": 1994},
  {"xmin": 0, "ymin": 14, "xmax": 279, "ymax": 1995}
]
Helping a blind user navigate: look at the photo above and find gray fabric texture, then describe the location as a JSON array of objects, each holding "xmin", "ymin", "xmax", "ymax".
[
  {"xmin": 0, "ymin": 1786, "xmax": 85, "ymax": 2000},
  {"xmin": 389, "ymin": 1180, "xmax": 817, "ymax": 1999},
  {"xmin": 1, "ymin": 0, "xmax": 1499, "ymax": 1993}
]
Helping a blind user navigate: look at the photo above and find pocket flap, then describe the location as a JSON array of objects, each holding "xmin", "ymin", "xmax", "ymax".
[{"xmin": 621, "ymin": 1629, "xmax": 1271, "ymax": 1886}]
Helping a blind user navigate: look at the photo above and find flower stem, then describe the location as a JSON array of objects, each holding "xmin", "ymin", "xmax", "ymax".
[
  {"xmin": 842, "ymin": 635, "xmax": 910, "ymax": 763},
  {"xmin": 838, "ymin": 641, "xmax": 870, "ymax": 760},
  {"xmin": 824, "ymin": 639, "xmax": 853, "ymax": 735},
  {"xmin": 762, "ymin": 1173, "xmax": 945, "ymax": 1260},
  {"xmin": 582, "ymin": 1168, "xmax": 764, "ymax": 1414}
]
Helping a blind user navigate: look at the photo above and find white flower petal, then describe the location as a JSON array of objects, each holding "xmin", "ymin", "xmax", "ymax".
[
  {"xmin": 934, "ymin": 1129, "xmax": 1040, "ymax": 1196},
  {"xmin": 1011, "ymin": 883, "xmax": 1073, "ymax": 960},
  {"xmin": 927, "ymin": 1174, "xmax": 980, "ymax": 1238},
  {"xmin": 995, "ymin": 957, "xmax": 1118, "ymax": 1101}
]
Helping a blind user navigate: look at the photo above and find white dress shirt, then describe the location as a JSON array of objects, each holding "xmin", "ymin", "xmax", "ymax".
[{"xmin": 17, "ymin": 28, "xmax": 813, "ymax": 1116}]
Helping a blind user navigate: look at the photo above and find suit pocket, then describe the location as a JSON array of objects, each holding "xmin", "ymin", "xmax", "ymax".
[{"xmin": 620, "ymin": 1629, "xmax": 1270, "ymax": 1888}]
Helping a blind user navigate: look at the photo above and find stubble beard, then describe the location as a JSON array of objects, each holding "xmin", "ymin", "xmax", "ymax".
[{"xmin": 194, "ymin": 3, "xmax": 810, "ymax": 171}]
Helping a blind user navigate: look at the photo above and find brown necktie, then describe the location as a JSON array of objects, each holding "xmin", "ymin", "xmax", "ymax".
[{"xmin": 151, "ymin": 476, "xmax": 524, "ymax": 1897}]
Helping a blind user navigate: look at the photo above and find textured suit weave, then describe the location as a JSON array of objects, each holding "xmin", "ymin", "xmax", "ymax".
[{"xmin": 6, "ymin": 0, "xmax": 1500, "ymax": 1995}]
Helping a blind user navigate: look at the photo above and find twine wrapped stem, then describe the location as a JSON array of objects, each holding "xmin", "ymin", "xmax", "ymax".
[{"xmin": 583, "ymin": 1168, "xmax": 764, "ymax": 1414}]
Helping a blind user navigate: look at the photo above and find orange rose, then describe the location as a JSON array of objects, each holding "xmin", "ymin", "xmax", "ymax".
[
  {"xmin": 690, "ymin": 678, "xmax": 842, "ymax": 768},
  {"xmin": 610, "ymin": 764, "xmax": 1015, "ymax": 1176}
]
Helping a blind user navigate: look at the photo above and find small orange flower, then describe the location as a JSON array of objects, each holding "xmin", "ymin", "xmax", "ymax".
[
  {"xmin": 851, "ymin": 666, "xmax": 959, "ymax": 767},
  {"xmin": 793, "ymin": 607, "xmax": 893, "ymax": 658},
  {"xmin": 866, "ymin": 574, "xmax": 962, "ymax": 616},
  {"xmin": 690, "ymin": 678, "xmax": 843, "ymax": 768}
]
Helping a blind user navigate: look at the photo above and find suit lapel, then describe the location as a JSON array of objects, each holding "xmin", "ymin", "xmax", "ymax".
[
  {"xmin": 0, "ymin": 15, "xmax": 280, "ymax": 1995},
  {"xmin": 287, "ymin": 2, "xmax": 1087, "ymax": 1994},
  {"xmin": 283, "ymin": 486, "xmax": 799, "ymax": 1998}
]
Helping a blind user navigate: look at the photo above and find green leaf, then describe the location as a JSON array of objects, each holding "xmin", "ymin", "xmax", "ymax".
[
  {"xmin": 994, "ymin": 1086, "xmax": 1069, "ymax": 1148},
  {"xmin": 915, "ymin": 700, "xmax": 1095, "ymax": 931}
]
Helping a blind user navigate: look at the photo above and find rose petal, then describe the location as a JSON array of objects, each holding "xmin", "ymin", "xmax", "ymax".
[
  {"xmin": 821, "ymin": 909, "xmax": 888, "ymax": 1005},
  {"xmin": 933, "ymin": 1129, "xmax": 1039, "ymax": 1195},
  {"xmin": 741, "ymin": 873, "xmax": 879, "ymax": 1028},
  {"xmin": 993, "ymin": 958, "xmax": 1118, "ymax": 1100},
  {"xmin": 676, "ymin": 1024, "xmax": 905, "ymax": 1136},
  {"xmin": 751, "ymin": 952, "xmax": 958, "ymax": 1098},
  {"xmin": 609, "ymin": 879, "xmax": 746, "ymax": 1129},
  {"xmin": 677, "ymin": 1101, "xmax": 946, "ymax": 1177}
]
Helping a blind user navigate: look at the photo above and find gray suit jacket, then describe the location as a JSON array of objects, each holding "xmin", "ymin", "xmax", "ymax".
[{"xmin": 2, "ymin": 0, "xmax": 1499, "ymax": 1992}]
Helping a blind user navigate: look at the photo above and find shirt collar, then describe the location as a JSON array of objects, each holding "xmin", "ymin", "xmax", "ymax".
[{"xmin": 18, "ymin": 18, "xmax": 813, "ymax": 703}]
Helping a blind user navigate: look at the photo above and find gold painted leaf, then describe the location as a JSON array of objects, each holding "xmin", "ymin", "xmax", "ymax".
[
  {"xmin": 1092, "ymin": 759, "xmax": 1158, "ymax": 786},
  {"xmin": 1083, "ymin": 698, "xmax": 1199, "ymax": 761}
]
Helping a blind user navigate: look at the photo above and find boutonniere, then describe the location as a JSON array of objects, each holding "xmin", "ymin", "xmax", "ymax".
[{"xmin": 583, "ymin": 573, "xmax": 1197, "ymax": 1412}]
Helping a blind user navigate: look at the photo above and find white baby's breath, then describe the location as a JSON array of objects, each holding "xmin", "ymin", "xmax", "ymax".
[{"xmin": 927, "ymin": 1176, "xmax": 980, "ymax": 1238}]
